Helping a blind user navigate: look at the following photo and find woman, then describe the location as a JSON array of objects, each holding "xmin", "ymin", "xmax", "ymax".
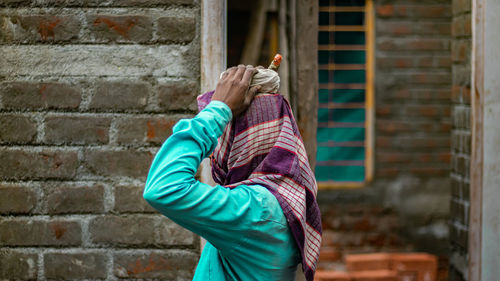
[{"xmin": 143, "ymin": 65, "xmax": 321, "ymax": 281}]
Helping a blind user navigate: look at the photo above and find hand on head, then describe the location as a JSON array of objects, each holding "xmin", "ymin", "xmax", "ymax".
[{"xmin": 212, "ymin": 65, "xmax": 261, "ymax": 116}]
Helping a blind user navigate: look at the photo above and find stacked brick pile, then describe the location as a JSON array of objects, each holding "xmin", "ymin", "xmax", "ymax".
[
  {"xmin": 319, "ymin": 205, "xmax": 407, "ymax": 270},
  {"xmin": 316, "ymin": 253, "xmax": 438, "ymax": 281},
  {"xmin": 0, "ymin": 0, "xmax": 200, "ymax": 279}
]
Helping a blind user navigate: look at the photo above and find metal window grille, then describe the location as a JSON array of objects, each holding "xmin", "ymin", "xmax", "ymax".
[{"xmin": 316, "ymin": 0, "xmax": 374, "ymax": 188}]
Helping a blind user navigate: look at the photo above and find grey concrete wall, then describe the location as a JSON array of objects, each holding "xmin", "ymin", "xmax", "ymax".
[{"xmin": 0, "ymin": 0, "xmax": 201, "ymax": 279}]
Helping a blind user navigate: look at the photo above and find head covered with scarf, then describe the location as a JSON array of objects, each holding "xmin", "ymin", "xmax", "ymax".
[{"xmin": 197, "ymin": 83, "xmax": 322, "ymax": 281}]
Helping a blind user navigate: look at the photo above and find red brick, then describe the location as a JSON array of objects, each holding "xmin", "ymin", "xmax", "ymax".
[
  {"xmin": 113, "ymin": 250, "xmax": 197, "ymax": 278},
  {"xmin": 377, "ymin": 57, "xmax": 413, "ymax": 68},
  {"xmin": 157, "ymin": 80, "xmax": 198, "ymax": 111},
  {"xmin": 319, "ymin": 247, "xmax": 342, "ymax": 262},
  {"xmin": 376, "ymin": 105, "xmax": 392, "ymax": 117},
  {"xmin": 350, "ymin": 270, "xmax": 398, "ymax": 281},
  {"xmin": 352, "ymin": 217, "xmax": 377, "ymax": 232},
  {"xmin": 397, "ymin": 137, "xmax": 450, "ymax": 149},
  {"xmin": 0, "ymin": 218, "xmax": 81, "ymax": 246},
  {"xmin": 0, "ymin": 183, "xmax": 37, "ymax": 214},
  {"xmin": 363, "ymin": 233, "xmax": 387, "ymax": 248},
  {"xmin": 88, "ymin": 15, "xmax": 152, "ymax": 43},
  {"xmin": 452, "ymin": 14, "xmax": 471, "ymax": 37},
  {"xmin": 0, "ymin": 250, "xmax": 38, "ymax": 279},
  {"xmin": 411, "ymin": 5, "xmax": 451, "ymax": 18},
  {"xmin": 315, "ymin": 270, "xmax": 351, "ymax": 281},
  {"xmin": 376, "ymin": 120, "xmax": 412, "ymax": 134},
  {"xmin": 377, "ymin": 21, "xmax": 411, "ymax": 36},
  {"xmin": 377, "ymin": 21, "xmax": 450, "ymax": 36},
  {"xmin": 157, "ymin": 15, "xmax": 196, "ymax": 43},
  {"xmin": 0, "ymin": 15, "xmax": 81, "ymax": 42},
  {"xmin": 407, "ymin": 88, "xmax": 450, "ymax": 101},
  {"xmin": 409, "ymin": 166, "xmax": 449, "ymax": 176},
  {"xmin": 376, "ymin": 5, "xmax": 394, "ymax": 17},
  {"xmin": 89, "ymin": 215, "xmax": 155, "ymax": 246},
  {"xmin": 415, "ymin": 56, "xmax": 451, "ymax": 68},
  {"xmin": 377, "ymin": 38, "xmax": 449, "ymax": 51},
  {"xmin": 376, "ymin": 152, "xmax": 412, "ymax": 163},
  {"xmin": 0, "ymin": 114, "xmax": 37, "ymax": 144},
  {"xmin": 84, "ymin": 149, "xmax": 153, "ymax": 179},
  {"xmin": 453, "ymin": 0, "xmax": 471, "ymax": 15},
  {"xmin": 0, "ymin": 81, "xmax": 81, "ymax": 110},
  {"xmin": 437, "ymin": 152, "xmax": 451, "ymax": 163},
  {"xmin": 415, "ymin": 22, "xmax": 451, "ymax": 35},
  {"xmin": 44, "ymin": 115, "xmax": 111, "ymax": 145},
  {"xmin": 405, "ymin": 104, "xmax": 448, "ymax": 118},
  {"xmin": 413, "ymin": 153, "xmax": 434, "ymax": 163},
  {"xmin": 391, "ymin": 89, "xmax": 411, "ymax": 99},
  {"xmin": 377, "ymin": 5, "xmax": 451, "ymax": 18},
  {"xmin": 46, "ymin": 183, "xmax": 105, "ymax": 214},
  {"xmin": 321, "ymin": 230, "xmax": 338, "ymax": 247},
  {"xmin": 375, "ymin": 136, "xmax": 391, "ymax": 148},
  {"xmin": 90, "ymin": 81, "xmax": 149, "ymax": 111},
  {"xmin": 330, "ymin": 232, "xmax": 364, "ymax": 247},
  {"xmin": 376, "ymin": 168, "xmax": 398, "ymax": 177},
  {"xmin": 44, "ymin": 252, "xmax": 108, "ymax": 279},
  {"xmin": 378, "ymin": 56, "xmax": 451, "ymax": 69},
  {"xmin": 0, "ymin": 148, "xmax": 79, "ymax": 180},
  {"xmin": 346, "ymin": 253, "xmax": 392, "ymax": 272},
  {"xmin": 452, "ymin": 39, "xmax": 470, "ymax": 63},
  {"xmin": 394, "ymin": 72, "xmax": 451, "ymax": 85},
  {"xmin": 392, "ymin": 254, "xmax": 438, "ymax": 281}
]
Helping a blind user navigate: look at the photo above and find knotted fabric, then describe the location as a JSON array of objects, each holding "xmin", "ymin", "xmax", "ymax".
[{"xmin": 197, "ymin": 88, "xmax": 322, "ymax": 281}]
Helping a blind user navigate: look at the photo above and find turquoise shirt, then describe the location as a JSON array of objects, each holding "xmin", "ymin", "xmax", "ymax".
[{"xmin": 143, "ymin": 101, "xmax": 301, "ymax": 280}]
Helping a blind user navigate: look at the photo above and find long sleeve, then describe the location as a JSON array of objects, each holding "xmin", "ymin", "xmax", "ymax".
[
  {"xmin": 143, "ymin": 100, "xmax": 301, "ymax": 280},
  {"xmin": 143, "ymin": 101, "xmax": 265, "ymax": 254}
]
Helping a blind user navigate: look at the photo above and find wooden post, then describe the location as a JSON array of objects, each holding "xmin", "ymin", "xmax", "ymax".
[
  {"xmin": 470, "ymin": 0, "xmax": 500, "ymax": 280},
  {"xmin": 278, "ymin": 0, "xmax": 291, "ymax": 102},
  {"xmin": 288, "ymin": 0, "xmax": 298, "ymax": 114},
  {"xmin": 295, "ymin": 0, "xmax": 319, "ymax": 168},
  {"xmin": 469, "ymin": 0, "xmax": 483, "ymax": 279}
]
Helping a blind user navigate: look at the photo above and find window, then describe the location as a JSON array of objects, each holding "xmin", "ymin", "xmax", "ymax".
[{"xmin": 316, "ymin": 0, "xmax": 374, "ymax": 188}]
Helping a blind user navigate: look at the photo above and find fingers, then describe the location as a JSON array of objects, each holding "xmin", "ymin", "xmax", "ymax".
[
  {"xmin": 221, "ymin": 67, "xmax": 236, "ymax": 80},
  {"xmin": 242, "ymin": 66, "xmax": 257, "ymax": 86},
  {"xmin": 256, "ymin": 66, "xmax": 265, "ymax": 70},
  {"xmin": 245, "ymin": 85, "xmax": 261, "ymax": 106},
  {"xmin": 233, "ymin": 64, "xmax": 246, "ymax": 80}
]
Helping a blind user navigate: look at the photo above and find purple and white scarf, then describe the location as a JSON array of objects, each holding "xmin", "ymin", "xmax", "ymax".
[{"xmin": 197, "ymin": 91, "xmax": 322, "ymax": 281}]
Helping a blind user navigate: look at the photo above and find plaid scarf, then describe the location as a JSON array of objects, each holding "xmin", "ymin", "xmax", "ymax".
[{"xmin": 197, "ymin": 91, "xmax": 322, "ymax": 281}]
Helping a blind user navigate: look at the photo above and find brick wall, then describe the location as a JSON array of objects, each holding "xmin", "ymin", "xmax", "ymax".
[
  {"xmin": 318, "ymin": 0, "xmax": 452, "ymax": 278},
  {"xmin": 375, "ymin": 0, "xmax": 452, "ymax": 180},
  {"xmin": 0, "ymin": 0, "xmax": 200, "ymax": 279},
  {"xmin": 449, "ymin": 0, "xmax": 471, "ymax": 280}
]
